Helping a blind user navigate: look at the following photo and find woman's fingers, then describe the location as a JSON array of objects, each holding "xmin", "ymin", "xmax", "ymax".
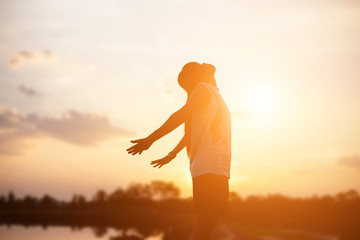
[
  {"xmin": 132, "ymin": 149, "xmax": 141, "ymax": 155},
  {"xmin": 127, "ymin": 138, "xmax": 152, "ymax": 156},
  {"xmin": 127, "ymin": 140, "xmax": 140, "ymax": 152},
  {"xmin": 150, "ymin": 161, "xmax": 157, "ymax": 165},
  {"xmin": 127, "ymin": 144, "xmax": 145, "ymax": 155},
  {"xmin": 127, "ymin": 148, "xmax": 137, "ymax": 154},
  {"xmin": 150, "ymin": 160, "xmax": 164, "ymax": 168},
  {"xmin": 127, "ymin": 143, "xmax": 147, "ymax": 152},
  {"xmin": 128, "ymin": 149, "xmax": 139, "ymax": 155},
  {"xmin": 126, "ymin": 144, "xmax": 139, "ymax": 152}
]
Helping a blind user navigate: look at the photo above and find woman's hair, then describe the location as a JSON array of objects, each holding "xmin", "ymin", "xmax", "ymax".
[
  {"xmin": 178, "ymin": 62, "xmax": 217, "ymax": 94},
  {"xmin": 201, "ymin": 63, "xmax": 217, "ymax": 87}
]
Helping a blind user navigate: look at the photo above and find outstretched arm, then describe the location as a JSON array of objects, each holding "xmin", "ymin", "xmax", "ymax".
[
  {"xmin": 151, "ymin": 135, "xmax": 187, "ymax": 168},
  {"xmin": 147, "ymin": 107, "xmax": 189, "ymax": 143},
  {"xmin": 126, "ymin": 83, "xmax": 210, "ymax": 155},
  {"xmin": 126, "ymin": 106, "xmax": 189, "ymax": 155}
]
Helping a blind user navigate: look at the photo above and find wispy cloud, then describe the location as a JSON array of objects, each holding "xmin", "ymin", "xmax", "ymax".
[
  {"xmin": 337, "ymin": 155, "xmax": 360, "ymax": 171},
  {"xmin": 157, "ymin": 79, "xmax": 177, "ymax": 103},
  {"xmin": 8, "ymin": 49, "xmax": 56, "ymax": 69},
  {"xmin": 0, "ymin": 105, "xmax": 135, "ymax": 156},
  {"xmin": 36, "ymin": 110, "xmax": 134, "ymax": 146},
  {"xmin": 16, "ymin": 83, "xmax": 39, "ymax": 96}
]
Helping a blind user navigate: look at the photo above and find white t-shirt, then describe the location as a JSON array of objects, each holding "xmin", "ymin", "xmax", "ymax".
[{"xmin": 185, "ymin": 83, "xmax": 232, "ymax": 179}]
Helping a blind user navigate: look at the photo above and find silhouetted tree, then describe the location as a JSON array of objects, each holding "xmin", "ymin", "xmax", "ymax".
[
  {"xmin": 149, "ymin": 180, "xmax": 180, "ymax": 200},
  {"xmin": 0, "ymin": 195, "xmax": 6, "ymax": 208},
  {"xmin": 70, "ymin": 194, "xmax": 86, "ymax": 206},
  {"xmin": 229, "ymin": 191, "xmax": 242, "ymax": 202},
  {"xmin": 41, "ymin": 194, "xmax": 56, "ymax": 208},
  {"xmin": 93, "ymin": 190, "xmax": 107, "ymax": 203},
  {"xmin": 7, "ymin": 191, "xmax": 16, "ymax": 207},
  {"xmin": 0, "ymin": 183, "xmax": 359, "ymax": 239},
  {"xmin": 22, "ymin": 195, "xmax": 37, "ymax": 208},
  {"xmin": 125, "ymin": 183, "xmax": 151, "ymax": 200},
  {"xmin": 108, "ymin": 188, "xmax": 126, "ymax": 203}
]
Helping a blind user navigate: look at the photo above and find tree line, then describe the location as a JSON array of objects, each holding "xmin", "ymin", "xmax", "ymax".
[{"xmin": 0, "ymin": 180, "xmax": 359, "ymax": 240}]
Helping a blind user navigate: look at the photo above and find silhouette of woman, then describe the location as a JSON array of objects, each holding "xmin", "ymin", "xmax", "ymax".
[{"xmin": 127, "ymin": 62, "xmax": 232, "ymax": 240}]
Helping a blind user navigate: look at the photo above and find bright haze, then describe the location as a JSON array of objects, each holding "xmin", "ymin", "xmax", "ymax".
[{"xmin": 1, "ymin": 0, "xmax": 359, "ymax": 200}]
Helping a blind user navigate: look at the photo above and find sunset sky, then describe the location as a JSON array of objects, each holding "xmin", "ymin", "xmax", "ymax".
[{"xmin": 1, "ymin": 0, "xmax": 359, "ymax": 200}]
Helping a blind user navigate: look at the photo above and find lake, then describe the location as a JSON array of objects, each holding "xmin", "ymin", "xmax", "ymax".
[
  {"xmin": 0, "ymin": 224, "xmax": 340, "ymax": 240},
  {"xmin": 0, "ymin": 225, "xmax": 165, "ymax": 240}
]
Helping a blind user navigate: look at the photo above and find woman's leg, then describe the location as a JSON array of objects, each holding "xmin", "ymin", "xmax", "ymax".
[
  {"xmin": 191, "ymin": 174, "xmax": 229, "ymax": 240},
  {"xmin": 190, "ymin": 213, "xmax": 220, "ymax": 240}
]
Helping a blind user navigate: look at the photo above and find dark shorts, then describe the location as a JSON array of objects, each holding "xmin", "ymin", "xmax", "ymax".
[{"xmin": 192, "ymin": 173, "xmax": 229, "ymax": 218}]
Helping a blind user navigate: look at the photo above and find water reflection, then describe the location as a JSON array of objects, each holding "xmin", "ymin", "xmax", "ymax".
[
  {"xmin": 0, "ymin": 225, "xmax": 111, "ymax": 240},
  {"xmin": 0, "ymin": 224, "xmax": 341, "ymax": 240},
  {"xmin": 0, "ymin": 225, "xmax": 165, "ymax": 240}
]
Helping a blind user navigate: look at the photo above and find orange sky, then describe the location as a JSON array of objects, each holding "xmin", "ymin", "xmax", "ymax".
[{"xmin": 0, "ymin": 0, "xmax": 359, "ymax": 200}]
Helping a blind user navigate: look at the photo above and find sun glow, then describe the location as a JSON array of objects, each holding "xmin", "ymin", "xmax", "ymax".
[{"xmin": 245, "ymin": 87, "xmax": 276, "ymax": 116}]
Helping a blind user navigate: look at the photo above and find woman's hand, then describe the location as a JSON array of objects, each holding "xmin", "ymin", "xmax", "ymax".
[
  {"xmin": 151, "ymin": 155, "xmax": 173, "ymax": 168},
  {"xmin": 126, "ymin": 137, "xmax": 153, "ymax": 155}
]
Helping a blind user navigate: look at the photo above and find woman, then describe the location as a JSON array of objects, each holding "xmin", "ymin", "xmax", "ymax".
[{"xmin": 127, "ymin": 62, "xmax": 231, "ymax": 240}]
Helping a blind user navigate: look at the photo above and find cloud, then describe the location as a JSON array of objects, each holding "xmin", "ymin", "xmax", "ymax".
[
  {"xmin": 36, "ymin": 110, "xmax": 134, "ymax": 146},
  {"xmin": 0, "ymin": 105, "xmax": 134, "ymax": 156},
  {"xmin": 9, "ymin": 56, "xmax": 21, "ymax": 68},
  {"xmin": 18, "ymin": 50, "xmax": 37, "ymax": 59},
  {"xmin": 0, "ymin": 106, "xmax": 40, "ymax": 155},
  {"xmin": 16, "ymin": 83, "xmax": 39, "ymax": 96},
  {"xmin": 43, "ymin": 49, "xmax": 55, "ymax": 59},
  {"xmin": 157, "ymin": 79, "xmax": 177, "ymax": 103},
  {"xmin": 337, "ymin": 155, "xmax": 360, "ymax": 171},
  {"xmin": 161, "ymin": 86, "xmax": 177, "ymax": 102},
  {"xmin": 8, "ymin": 49, "xmax": 56, "ymax": 69}
]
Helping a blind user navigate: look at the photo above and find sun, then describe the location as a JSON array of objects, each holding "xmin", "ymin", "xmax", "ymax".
[
  {"xmin": 245, "ymin": 87, "xmax": 275, "ymax": 116},
  {"xmin": 228, "ymin": 82, "xmax": 280, "ymax": 122}
]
